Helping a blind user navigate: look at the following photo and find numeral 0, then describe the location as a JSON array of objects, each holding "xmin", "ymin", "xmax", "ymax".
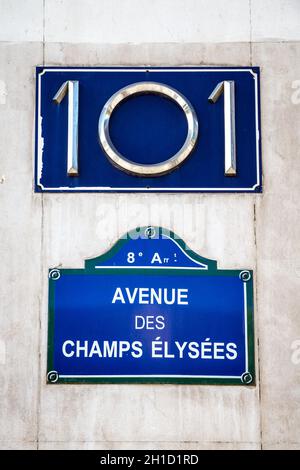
[{"xmin": 53, "ymin": 80, "xmax": 237, "ymax": 177}]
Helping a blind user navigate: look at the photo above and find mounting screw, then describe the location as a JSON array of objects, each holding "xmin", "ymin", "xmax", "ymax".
[
  {"xmin": 145, "ymin": 226, "xmax": 156, "ymax": 239},
  {"xmin": 47, "ymin": 370, "xmax": 59, "ymax": 383},
  {"xmin": 239, "ymin": 270, "xmax": 251, "ymax": 282},
  {"xmin": 241, "ymin": 372, "xmax": 253, "ymax": 384},
  {"xmin": 49, "ymin": 269, "xmax": 61, "ymax": 280}
]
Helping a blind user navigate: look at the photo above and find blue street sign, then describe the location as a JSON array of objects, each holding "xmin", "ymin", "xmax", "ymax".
[
  {"xmin": 36, "ymin": 67, "xmax": 261, "ymax": 193},
  {"xmin": 47, "ymin": 227, "xmax": 255, "ymax": 385}
]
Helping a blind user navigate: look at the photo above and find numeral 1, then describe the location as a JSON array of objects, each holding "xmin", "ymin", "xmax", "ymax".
[
  {"xmin": 208, "ymin": 81, "xmax": 236, "ymax": 176},
  {"xmin": 53, "ymin": 80, "xmax": 79, "ymax": 176}
]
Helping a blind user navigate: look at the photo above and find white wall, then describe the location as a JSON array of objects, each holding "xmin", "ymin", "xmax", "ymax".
[{"xmin": 0, "ymin": 0, "xmax": 299, "ymax": 450}]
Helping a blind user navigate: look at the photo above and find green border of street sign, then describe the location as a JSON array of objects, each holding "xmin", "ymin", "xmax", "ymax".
[{"xmin": 47, "ymin": 226, "xmax": 255, "ymax": 386}]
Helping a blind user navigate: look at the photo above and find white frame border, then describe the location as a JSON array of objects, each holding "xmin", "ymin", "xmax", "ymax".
[{"xmin": 56, "ymin": 275, "xmax": 250, "ymax": 381}]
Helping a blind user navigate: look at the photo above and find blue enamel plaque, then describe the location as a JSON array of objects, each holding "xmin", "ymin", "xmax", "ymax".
[
  {"xmin": 36, "ymin": 67, "xmax": 261, "ymax": 192},
  {"xmin": 47, "ymin": 227, "xmax": 255, "ymax": 385}
]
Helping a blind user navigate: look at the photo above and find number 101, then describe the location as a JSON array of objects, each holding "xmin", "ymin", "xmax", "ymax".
[{"xmin": 53, "ymin": 80, "xmax": 237, "ymax": 178}]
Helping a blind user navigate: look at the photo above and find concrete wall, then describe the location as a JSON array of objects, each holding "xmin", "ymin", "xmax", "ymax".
[{"xmin": 0, "ymin": 0, "xmax": 299, "ymax": 450}]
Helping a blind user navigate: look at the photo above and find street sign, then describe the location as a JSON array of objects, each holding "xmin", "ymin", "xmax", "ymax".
[
  {"xmin": 36, "ymin": 67, "xmax": 261, "ymax": 193},
  {"xmin": 47, "ymin": 226, "xmax": 255, "ymax": 385}
]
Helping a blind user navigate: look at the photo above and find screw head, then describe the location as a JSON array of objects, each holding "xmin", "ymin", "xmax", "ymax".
[
  {"xmin": 47, "ymin": 370, "xmax": 59, "ymax": 383},
  {"xmin": 145, "ymin": 226, "xmax": 156, "ymax": 239},
  {"xmin": 49, "ymin": 269, "xmax": 61, "ymax": 281},
  {"xmin": 241, "ymin": 372, "xmax": 253, "ymax": 384},
  {"xmin": 239, "ymin": 270, "xmax": 251, "ymax": 282}
]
